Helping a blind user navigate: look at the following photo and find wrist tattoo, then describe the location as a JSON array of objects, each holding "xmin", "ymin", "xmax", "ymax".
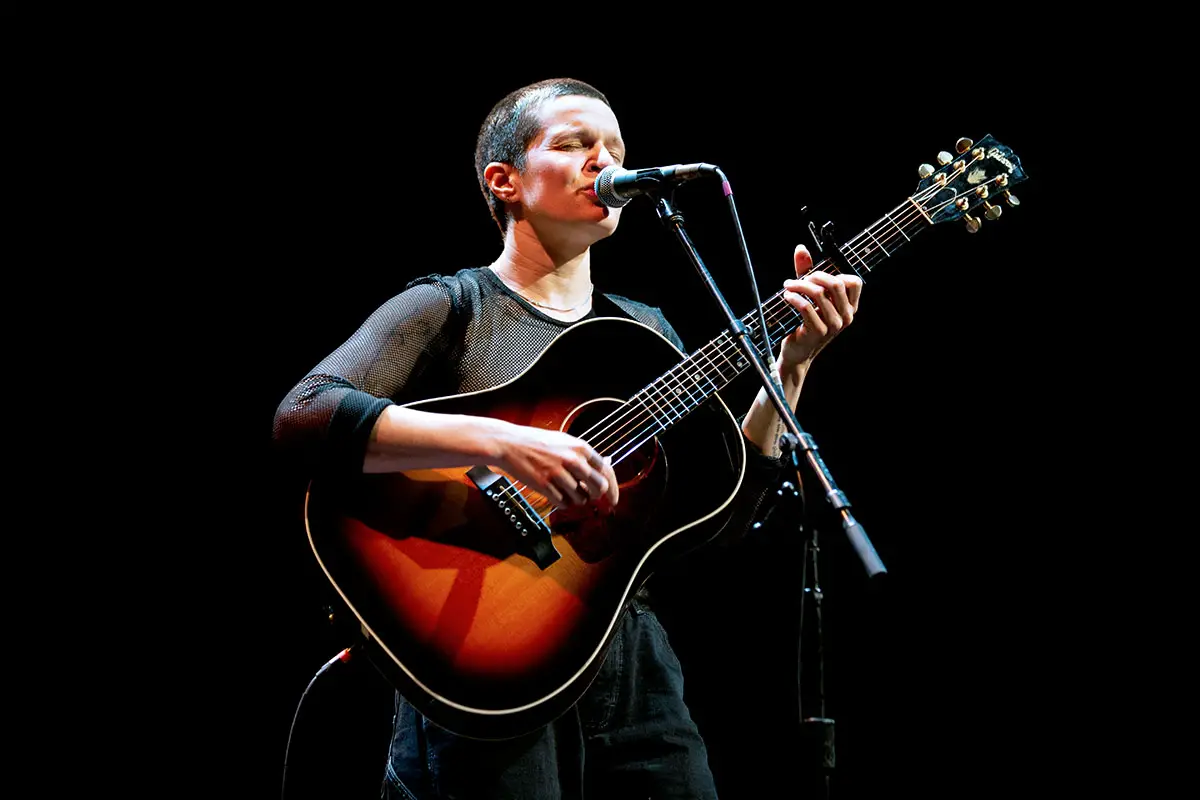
[{"xmin": 769, "ymin": 418, "xmax": 786, "ymax": 457}]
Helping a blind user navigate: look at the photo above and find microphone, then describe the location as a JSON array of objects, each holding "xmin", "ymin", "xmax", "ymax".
[{"xmin": 594, "ymin": 163, "xmax": 718, "ymax": 208}]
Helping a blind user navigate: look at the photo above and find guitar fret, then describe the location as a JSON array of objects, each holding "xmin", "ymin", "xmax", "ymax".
[
  {"xmin": 864, "ymin": 226, "xmax": 890, "ymax": 257},
  {"xmin": 883, "ymin": 210, "xmax": 911, "ymax": 241},
  {"xmin": 677, "ymin": 365, "xmax": 709, "ymax": 406},
  {"xmin": 846, "ymin": 248, "xmax": 871, "ymax": 275},
  {"xmin": 711, "ymin": 335, "xmax": 741, "ymax": 379},
  {"xmin": 856, "ymin": 241, "xmax": 885, "ymax": 271},
  {"xmin": 635, "ymin": 393, "xmax": 670, "ymax": 429},
  {"xmin": 666, "ymin": 378, "xmax": 691, "ymax": 416},
  {"xmin": 691, "ymin": 357, "xmax": 720, "ymax": 395},
  {"xmin": 647, "ymin": 390, "xmax": 681, "ymax": 424},
  {"xmin": 654, "ymin": 382, "xmax": 688, "ymax": 421},
  {"xmin": 664, "ymin": 372, "xmax": 698, "ymax": 411}
]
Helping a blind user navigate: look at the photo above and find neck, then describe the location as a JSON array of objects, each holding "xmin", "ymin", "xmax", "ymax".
[{"xmin": 489, "ymin": 222, "xmax": 594, "ymax": 308}]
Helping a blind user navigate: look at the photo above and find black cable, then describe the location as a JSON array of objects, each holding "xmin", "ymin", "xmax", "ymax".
[
  {"xmin": 281, "ymin": 646, "xmax": 354, "ymax": 800},
  {"xmin": 714, "ymin": 167, "xmax": 775, "ymax": 367}
]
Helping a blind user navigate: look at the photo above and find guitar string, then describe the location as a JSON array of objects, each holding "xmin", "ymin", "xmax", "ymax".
[
  {"xmin": 494, "ymin": 162, "xmax": 997, "ymax": 513},
  {"xmin": 497, "ymin": 237, "xmax": 878, "ymax": 512},
  {"xmin": 498, "ymin": 168, "xmax": 972, "ymax": 509},
  {"xmin": 577, "ymin": 158, "xmax": 992, "ymax": 463},
  {"xmin": 596, "ymin": 174, "xmax": 1008, "ymax": 471},
  {"xmin": 560, "ymin": 168, "xmax": 974, "ymax": 469},
  {"xmin": 497, "ymin": 166, "xmax": 989, "ymax": 513},
  {"xmin": 597, "ymin": 169, "xmax": 1003, "ymax": 467},
  {"xmin": 576, "ymin": 199, "xmax": 919, "ymax": 461},
  {"xmin": 501, "ymin": 277, "xmax": 832, "ymax": 512}
]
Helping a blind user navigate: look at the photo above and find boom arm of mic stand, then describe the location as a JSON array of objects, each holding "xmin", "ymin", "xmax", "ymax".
[{"xmin": 651, "ymin": 191, "xmax": 886, "ymax": 579}]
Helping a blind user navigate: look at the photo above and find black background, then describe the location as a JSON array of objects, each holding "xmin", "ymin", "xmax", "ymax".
[{"xmin": 151, "ymin": 47, "xmax": 1098, "ymax": 799}]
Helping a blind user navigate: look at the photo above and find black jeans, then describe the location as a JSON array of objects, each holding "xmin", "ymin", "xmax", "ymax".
[{"xmin": 382, "ymin": 600, "xmax": 718, "ymax": 799}]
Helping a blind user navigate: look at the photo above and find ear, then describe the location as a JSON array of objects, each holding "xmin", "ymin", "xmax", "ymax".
[{"xmin": 484, "ymin": 162, "xmax": 520, "ymax": 205}]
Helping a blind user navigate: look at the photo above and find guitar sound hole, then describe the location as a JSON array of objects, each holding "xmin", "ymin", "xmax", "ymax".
[
  {"xmin": 549, "ymin": 398, "xmax": 668, "ymax": 562},
  {"xmin": 563, "ymin": 398, "xmax": 661, "ymax": 491}
]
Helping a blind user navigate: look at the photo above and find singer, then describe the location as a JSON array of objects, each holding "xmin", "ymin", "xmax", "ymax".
[{"xmin": 273, "ymin": 77, "xmax": 862, "ymax": 799}]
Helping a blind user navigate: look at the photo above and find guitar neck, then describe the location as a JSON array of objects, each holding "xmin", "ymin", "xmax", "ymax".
[{"xmin": 591, "ymin": 198, "xmax": 932, "ymax": 464}]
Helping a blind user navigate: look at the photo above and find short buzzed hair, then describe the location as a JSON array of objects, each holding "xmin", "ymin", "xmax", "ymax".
[{"xmin": 474, "ymin": 78, "xmax": 610, "ymax": 236}]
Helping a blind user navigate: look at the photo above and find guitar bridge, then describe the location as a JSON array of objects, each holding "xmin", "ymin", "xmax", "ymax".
[{"xmin": 467, "ymin": 465, "xmax": 561, "ymax": 570}]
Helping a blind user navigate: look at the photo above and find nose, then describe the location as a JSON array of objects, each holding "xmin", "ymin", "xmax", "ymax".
[{"xmin": 590, "ymin": 144, "xmax": 619, "ymax": 173}]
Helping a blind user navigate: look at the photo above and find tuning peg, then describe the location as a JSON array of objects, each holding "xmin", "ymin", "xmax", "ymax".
[
  {"xmin": 975, "ymin": 186, "xmax": 989, "ymax": 199},
  {"xmin": 996, "ymin": 174, "xmax": 1009, "ymax": 187},
  {"xmin": 957, "ymin": 198, "xmax": 982, "ymax": 231},
  {"xmin": 1003, "ymin": 191, "xmax": 1021, "ymax": 207},
  {"xmin": 918, "ymin": 163, "xmax": 935, "ymax": 179},
  {"xmin": 937, "ymin": 151, "xmax": 954, "ymax": 166},
  {"xmin": 956, "ymin": 137, "xmax": 974, "ymax": 154},
  {"xmin": 984, "ymin": 201, "xmax": 1002, "ymax": 220}
]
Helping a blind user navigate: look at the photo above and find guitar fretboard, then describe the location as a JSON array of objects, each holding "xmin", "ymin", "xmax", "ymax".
[{"xmin": 586, "ymin": 199, "xmax": 933, "ymax": 465}]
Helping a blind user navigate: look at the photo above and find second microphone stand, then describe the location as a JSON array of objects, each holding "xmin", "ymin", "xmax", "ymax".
[{"xmin": 649, "ymin": 185, "xmax": 885, "ymax": 799}]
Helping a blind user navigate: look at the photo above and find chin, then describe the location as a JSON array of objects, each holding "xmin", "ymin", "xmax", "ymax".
[
  {"xmin": 586, "ymin": 221, "xmax": 619, "ymax": 246},
  {"xmin": 594, "ymin": 207, "xmax": 621, "ymax": 236}
]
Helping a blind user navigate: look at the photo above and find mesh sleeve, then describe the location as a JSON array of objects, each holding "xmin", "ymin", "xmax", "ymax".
[{"xmin": 272, "ymin": 280, "xmax": 458, "ymax": 477}]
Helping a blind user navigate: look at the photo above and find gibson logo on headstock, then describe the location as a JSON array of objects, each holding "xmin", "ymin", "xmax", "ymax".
[{"xmin": 987, "ymin": 147, "xmax": 1016, "ymax": 173}]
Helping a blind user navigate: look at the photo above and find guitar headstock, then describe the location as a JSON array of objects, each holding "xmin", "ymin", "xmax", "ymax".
[{"xmin": 913, "ymin": 134, "xmax": 1028, "ymax": 232}]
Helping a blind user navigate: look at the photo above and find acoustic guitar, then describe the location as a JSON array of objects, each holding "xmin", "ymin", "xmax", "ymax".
[{"xmin": 303, "ymin": 135, "xmax": 1027, "ymax": 739}]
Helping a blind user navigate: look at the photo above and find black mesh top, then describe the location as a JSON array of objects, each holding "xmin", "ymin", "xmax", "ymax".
[
  {"xmin": 273, "ymin": 265, "xmax": 784, "ymax": 540},
  {"xmin": 272, "ymin": 266, "xmax": 696, "ymax": 474}
]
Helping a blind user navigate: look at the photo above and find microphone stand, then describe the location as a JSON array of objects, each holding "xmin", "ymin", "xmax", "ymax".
[
  {"xmin": 648, "ymin": 185, "xmax": 886, "ymax": 798},
  {"xmin": 777, "ymin": 435, "xmax": 835, "ymax": 800}
]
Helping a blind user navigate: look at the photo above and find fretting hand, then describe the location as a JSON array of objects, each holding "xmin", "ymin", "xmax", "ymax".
[{"xmin": 777, "ymin": 244, "xmax": 863, "ymax": 373}]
